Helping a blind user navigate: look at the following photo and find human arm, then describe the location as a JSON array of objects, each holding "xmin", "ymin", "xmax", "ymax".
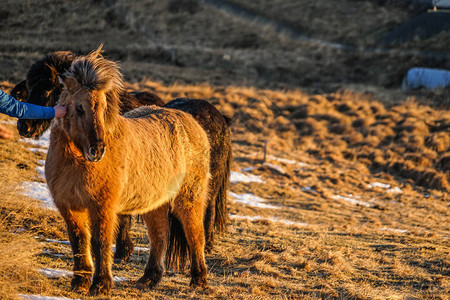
[{"xmin": 0, "ymin": 89, "xmax": 62, "ymax": 119}]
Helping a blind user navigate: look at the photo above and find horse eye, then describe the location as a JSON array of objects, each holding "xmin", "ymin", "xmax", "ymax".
[{"xmin": 76, "ymin": 105, "xmax": 84, "ymax": 116}]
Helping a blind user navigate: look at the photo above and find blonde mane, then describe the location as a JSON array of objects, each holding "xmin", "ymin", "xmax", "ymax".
[{"xmin": 64, "ymin": 46, "xmax": 123, "ymax": 120}]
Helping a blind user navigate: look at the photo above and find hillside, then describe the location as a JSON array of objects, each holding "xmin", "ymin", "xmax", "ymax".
[
  {"xmin": 1, "ymin": 80, "xmax": 449, "ymax": 299},
  {"xmin": 0, "ymin": 0, "xmax": 449, "ymax": 101}
]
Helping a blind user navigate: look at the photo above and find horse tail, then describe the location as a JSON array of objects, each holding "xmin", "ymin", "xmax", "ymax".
[
  {"xmin": 214, "ymin": 141, "xmax": 231, "ymax": 235},
  {"xmin": 166, "ymin": 212, "xmax": 188, "ymax": 270}
]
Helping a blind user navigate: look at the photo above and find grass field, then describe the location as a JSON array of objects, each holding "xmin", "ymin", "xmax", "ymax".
[
  {"xmin": 0, "ymin": 0, "xmax": 449, "ymax": 299},
  {"xmin": 1, "ymin": 80, "xmax": 449, "ymax": 299}
]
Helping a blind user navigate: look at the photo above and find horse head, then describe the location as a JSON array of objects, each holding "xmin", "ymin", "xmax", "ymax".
[
  {"xmin": 58, "ymin": 75, "xmax": 108, "ymax": 162},
  {"xmin": 57, "ymin": 48, "xmax": 122, "ymax": 162},
  {"xmin": 15, "ymin": 51, "xmax": 75, "ymax": 138}
]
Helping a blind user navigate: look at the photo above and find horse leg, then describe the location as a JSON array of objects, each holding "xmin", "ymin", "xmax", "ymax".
[
  {"xmin": 173, "ymin": 196, "xmax": 208, "ymax": 288},
  {"xmin": 136, "ymin": 204, "xmax": 169, "ymax": 289},
  {"xmin": 114, "ymin": 214, "xmax": 134, "ymax": 263},
  {"xmin": 88, "ymin": 205, "xmax": 117, "ymax": 296},
  {"xmin": 203, "ymin": 200, "xmax": 215, "ymax": 253},
  {"xmin": 58, "ymin": 207, "xmax": 93, "ymax": 292}
]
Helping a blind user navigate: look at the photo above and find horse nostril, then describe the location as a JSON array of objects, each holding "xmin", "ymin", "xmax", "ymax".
[
  {"xmin": 88, "ymin": 146, "xmax": 97, "ymax": 157},
  {"xmin": 88, "ymin": 145, "xmax": 106, "ymax": 161}
]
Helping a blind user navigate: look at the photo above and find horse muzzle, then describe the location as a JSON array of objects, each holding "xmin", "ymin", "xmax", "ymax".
[
  {"xmin": 85, "ymin": 144, "xmax": 106, "ymax": 162},
  {"xmin": 17, "ymin": 120, "xmax": 34, "ymax": 138}
]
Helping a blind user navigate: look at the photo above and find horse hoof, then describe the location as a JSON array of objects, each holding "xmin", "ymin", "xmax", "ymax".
[
  {"xmin": 190, "ymin": 276, "xmax": 207, "ymax": 289},
  {"xmin": 71, "ymin": 275, "xmax": 91, "ymax": 292},
  {"xmin": 89, "ymin": 276, "xmax": 113, "ymax": 296},
  {"xmin": 136, "ymin": 273, "xmax": 162, "ymax": 290},
  {"xmin": 114, "ymin": 239, "xmax": 134, "ymax": 262}
]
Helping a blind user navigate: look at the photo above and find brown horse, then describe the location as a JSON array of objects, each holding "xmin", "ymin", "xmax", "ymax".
[
  {"xmin": 12, "ymin": 50, "xmax": 231, "ymax": 263},
  {"xmin": 46, "ymin": 50, "xmax": 211, "ymax": 295}
]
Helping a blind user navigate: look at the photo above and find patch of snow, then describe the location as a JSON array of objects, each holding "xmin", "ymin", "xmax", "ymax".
[
  {"xmin": 39, "ymin": 268, "xmax": 72, "ymax": 278},
  {"xmin": 18, "ymin": 294, "xmax": 80, "ymax": 300},
  {"xmin": 241, "ymin": 166, "xmax": 256, "ymax": 172},
  {"xmin": 332, "ymin": 194, "xmax": 372, "ymax": 207},
  {"xmin": 230, "ymin": 214, "xmax": 307, "ymax": 226},
  {"xmin": 44, "ymin": 238, "xmax": 70, "ymax": 246},
  {"xmin": 39, "ymin": 268, "xmax": 126, "ymax": 282},
  {"xmin": 367, "ymin": 182, "xmax": 403, "ymax": 194},
  {"xmin": 302, "ymin": 186, "xmax": 318, "ymax": 195},
  {"xmin": 302, "ymin": 186, "xmax": 315, "ymax": 192},
  {"xmin": 134, "ymin": 246, "xmax": 150, "ymax": 252},
  {"xmin": 230, "ymin": 192, "xmax": 279, "ymax": 209},
  {"xmin": 263, "ymin": 162, "xmax": 286, "ymax": 174},
  {"xmin": 21, "ymin": 181, "xmax": 55, "ymax": 210},
  {"xmin": 20, "ymin": 131, "xmax": 50, "ymax": 148},
  {"xmin": 113, "ymin": 276, "xmax": 127, "ymax": 283},
  {"xmin": 380, "ymin": 227, "xmax": 408, "ymax": 234},
  {"xmin": 1, "ymin": 119, "xmax": 17, "ymax": 125},
  {"xmin": 230, "ymin": 171, "xmax": 265, "ymax": 184},
  {"xmin": 36, "ymin": 160, "xmax": 45, "ymax": 180},
  {"xmin": 267, "ymin": 155, "xmax": 307, "ymax": 167},
  {"xmin": 368, "ymin": 182, "xmax": 391, "ymax": 189},
  {"xmin": 112, "ymin": 245, "xmax": 150, "ymax": 252}
]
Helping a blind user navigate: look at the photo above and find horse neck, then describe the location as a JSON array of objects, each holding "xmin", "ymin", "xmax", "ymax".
[
  {"xmin": 105, "ymin": 116, "xmax": 125, "ymax": 142},
  {"xmin": 49, "ymin": 124, "xmax": 84, "ymax": 161}
]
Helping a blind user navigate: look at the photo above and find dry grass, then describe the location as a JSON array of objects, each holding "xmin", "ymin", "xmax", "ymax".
[
  {"xmin": 0, "ymin": 79, "xmax": 449, "ymax": 299},
  {"xmin": 0, "ymin": 0, "xmax": 449, "ymax": 298},
  {"xmin": 0, "ymin": 125, "xmax": 57, "ymax": 299}
]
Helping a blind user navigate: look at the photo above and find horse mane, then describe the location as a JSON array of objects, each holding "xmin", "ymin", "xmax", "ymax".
[
  {"xmin": 27, "ymin": 51, "xmax": 76, "ymax": 91},
  {"xmin": 64, "ymin": 46, "xmax": 124, "ymax": 123}
]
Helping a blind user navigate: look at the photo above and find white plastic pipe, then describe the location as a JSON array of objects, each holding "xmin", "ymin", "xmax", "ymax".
[
  {"xmin": 409, "ymin": 0, "xmax": 450, "ymax": 8},
  {"xmin": 433, "ymin": 0, "xmax": 450, "ymax": 8},
  {"xmin": 402, "ymin": 67, "xmax": 450, "ymax": 91}
]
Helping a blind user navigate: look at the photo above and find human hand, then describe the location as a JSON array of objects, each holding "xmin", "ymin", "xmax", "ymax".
[
  {"xmin": 54, "ymin": 104, "xmax": 67, "ymax": 118},
  {"xmin": 0, "ymin": 124, "xmax": 13, "ymax": 140}
]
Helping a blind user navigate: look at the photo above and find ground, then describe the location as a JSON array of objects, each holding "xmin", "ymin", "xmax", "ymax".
[{"xmin": 0, "ymin": 0, "xmax": 449, "ymax": 299}]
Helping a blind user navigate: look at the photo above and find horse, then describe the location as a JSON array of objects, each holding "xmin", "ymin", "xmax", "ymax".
[
  {"xmin": 13, "ymin": 50, "xmax": 232, "ymax": 263},
  {"xmin": 164, "ymin": 98, "xmax": 231, "ymax": 255},
  {"xmin": 46, "ymin": 50, "xmax": 211, "ymax": 295},
  {"xmin": 11, "ymin": 50, "xmax": 164, "ymax": 263}
]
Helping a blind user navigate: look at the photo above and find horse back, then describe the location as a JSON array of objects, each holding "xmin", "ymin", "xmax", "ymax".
[{"xmin": 118, "ymin": 106, "xmax": 211, "ymax": 213}]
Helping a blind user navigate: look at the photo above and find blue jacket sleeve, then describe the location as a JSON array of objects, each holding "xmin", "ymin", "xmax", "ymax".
[{"xmin": 0, "ymin": 89, "xmax": 55, "ymax": 119}]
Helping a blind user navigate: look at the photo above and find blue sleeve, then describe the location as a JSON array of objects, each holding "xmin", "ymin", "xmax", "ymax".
[{"xmin": 0, "ymin": 89, "xmax": 55, "ymax": 119}]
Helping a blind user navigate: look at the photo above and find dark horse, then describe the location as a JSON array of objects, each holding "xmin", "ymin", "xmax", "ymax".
[
  {"xmin": 49, "ymin": 51, "xmax": 212, "ymax": 294},
  {"xmin": 12, "ymin": 51, "xmax": 232, "ymax": 263}
]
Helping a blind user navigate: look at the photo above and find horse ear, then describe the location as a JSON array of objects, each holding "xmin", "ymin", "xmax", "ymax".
[
  {"xmin": 59, "ymin": 75, "xmax": 79, "ymax": 93},
  {"xmin": 88, "ymin": 43, "xmax": 104, "ymax": 59},
  {"xmin": 10, "ymin": 80, "xmax": 29, "ymax": 101}
]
